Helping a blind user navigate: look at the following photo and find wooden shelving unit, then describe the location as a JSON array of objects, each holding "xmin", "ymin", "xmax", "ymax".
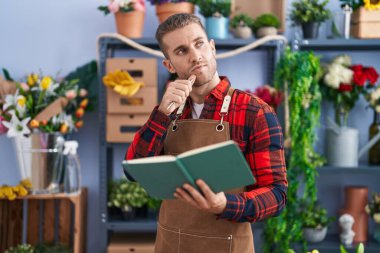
[{"xmin": 0, "ymin": 188, "xmax": 87, "ymax": 253}]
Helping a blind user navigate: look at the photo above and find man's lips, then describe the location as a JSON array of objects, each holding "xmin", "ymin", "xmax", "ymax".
[{"xmin": 190, "ymin": 64, "xmax": 206, "ymax": 73}]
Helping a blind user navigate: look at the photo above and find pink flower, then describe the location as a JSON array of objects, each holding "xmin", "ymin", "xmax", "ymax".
[
  {"xmin": 133, "ymin": 0, "xmax": 146, "ymax": 12},
  {"xmin": 0, "ymin": 116, "xmax": 8, "ymax": 135},
  {"xmin": 65, "ymin": 90, "xmax": 77, "ymax": 100},
  {"xmin": 79, "ymin": 88, "xmax": 88, "ymax": 97},
  {"xmin": 108, "ymin": 0, "xmax": 120, "ymax": 13},
  {"xmin": 20, "ymin": 82, "xmax": 29, "ymax": 91}
]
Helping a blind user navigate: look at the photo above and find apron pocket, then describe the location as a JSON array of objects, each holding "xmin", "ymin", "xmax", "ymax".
[
  {"xmin": 155, "ymin": 223, "xmax": 180, "ymax": 253},
  {"xmin": 179, "ymin": 231, "xmax": 232, "ymax": 253}
]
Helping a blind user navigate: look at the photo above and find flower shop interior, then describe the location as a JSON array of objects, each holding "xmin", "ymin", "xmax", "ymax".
[{"xmin": 1, "ymin": 0, "xmax": 380, "ymax": 253}]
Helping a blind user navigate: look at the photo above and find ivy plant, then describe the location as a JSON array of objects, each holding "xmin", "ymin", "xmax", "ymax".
[{"xmin": 263, "ymin": 48, "xmax": 325, "ymax": 253}]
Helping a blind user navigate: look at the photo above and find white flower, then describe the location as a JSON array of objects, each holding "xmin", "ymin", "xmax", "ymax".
[
  {"xmin": 1, "ymin": 111, "xmax": 31, "ymax": 138},
  {"xmin": 332, "ymin": 55, "xmax": 352, "ymax": 66},
  {"xmin": 16, "ymin": 95, "xmax": 27, "ymax": 118},
  {"xmin": 338, "ymin": 65, "xmax": 354, "ymax": 84},
  {"xmin": 2, "ymin": 90, "xmax": 19, "ymax": 111},
  {"xmin": 79, "ymin": 88, "xmax": 88, "ymax": 97},
  {"xmin": 374, "ymin": 213, "xmax": 380, "ymax": 223},
  {"xmin": 376, "ymin": 105, "xmax": 380, "ymax": 113},
  {"xmin": 324, "ymin": 72, "xmax": 340, "ymax": 89}
]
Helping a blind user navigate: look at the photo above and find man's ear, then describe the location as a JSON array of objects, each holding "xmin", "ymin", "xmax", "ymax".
[
  {"xmin": 163, "ymin": 59, "xmax": 176, "ymax": 73},
  {"xmin": 209, "ymin": 39, "xmax": 216, "ymax": 57}
]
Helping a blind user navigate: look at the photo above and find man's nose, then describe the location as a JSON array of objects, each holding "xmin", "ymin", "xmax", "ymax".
[{"xmin": 189, "ymin": 48, "xmax": 202, "ymax": 64}]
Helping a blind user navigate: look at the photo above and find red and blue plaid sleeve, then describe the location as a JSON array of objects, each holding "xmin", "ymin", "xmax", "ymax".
[
  {"xmin": 126, "ymin": 106, "xmax": 171, "ymax": 160},
  {"xmin": 218, "ymin": 99, "xmax": 287, "ymax": 222}
]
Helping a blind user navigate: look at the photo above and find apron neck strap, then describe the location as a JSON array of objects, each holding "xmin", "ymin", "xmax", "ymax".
[{"xmin": 175, "ymin": 86, "xmax": 235, "ymax": 117}]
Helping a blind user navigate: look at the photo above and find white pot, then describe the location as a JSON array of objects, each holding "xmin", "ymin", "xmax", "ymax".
[
  {"xmin": 233, "ymin": 26, "xmax": 252, "ymax": 39},
  {"xmin": 303, "ymin": 227, "xmax": 328, "ymax": 243},
  {"xmin": 256, "ymin": 27, "xmax": 278, "ymax": 38}
]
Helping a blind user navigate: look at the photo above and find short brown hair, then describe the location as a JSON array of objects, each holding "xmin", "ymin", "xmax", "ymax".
[{"xmin": 155, "ymin": 13, "xmax": 206, "ymax": 58}]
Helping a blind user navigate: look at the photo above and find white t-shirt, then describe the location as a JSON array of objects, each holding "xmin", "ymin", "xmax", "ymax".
[{"xmin": 192, "ymin": 102, "xmax": 204, "ymax": 119}]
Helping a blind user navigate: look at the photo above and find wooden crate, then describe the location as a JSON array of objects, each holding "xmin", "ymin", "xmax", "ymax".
[
  {"xmin": 0, "ymin": 188, "xmax": 87, "ymax": 253},
  {"xmin": 106, "ymin": 114, "xmax": 150, "ymax": 143},
  {"xmin": 108, "ymin": 233, "xmax": 156, "ymax": 253},
  {"xmin": 351, "ymin": 7, "xmax": 380, "ymax": 38}
]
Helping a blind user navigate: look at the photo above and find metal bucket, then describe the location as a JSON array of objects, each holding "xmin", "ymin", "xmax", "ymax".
[
  {"xmin": 326, "ymin": 127, "xmax": 359, "ymax": 167},
  {"xmin": 12, "ymin": 133, "xmax": 65, "ymax": 194}
]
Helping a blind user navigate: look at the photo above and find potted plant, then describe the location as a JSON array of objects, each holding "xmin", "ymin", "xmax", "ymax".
[
  {"xmin": 194, "ymin": 0, "xmax": 232, "ymax": 39},
  {"xmin": 98, "ymin": 0, "xmax": 146, "ymax": 38},
  {"xmin": 290, "ymin": 0, "xmax": 331, "ymax": 39},
  {"xmin": 230, "ymin": 14, "xmax": 254, "ymax": 39},
  {"xmin": 252, "ymin": 14, "xmax": 281, "ymax": 38},
  {"xmin": 365, "ymin": 192, "xmax": 380, "ymax": 242},
  {"xmin": 108, "ymin": 178, "xmax": 161, "ymax": 219},
  {"xmin": 147, "ymin": 0, "xmax": 195, "ymax": 23},
  {"xmin": 301, "ymin": 205, "xmax": 335, "ymax": 243}
]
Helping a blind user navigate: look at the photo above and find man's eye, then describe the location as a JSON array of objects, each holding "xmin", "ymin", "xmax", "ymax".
[
  {"xmin": 177, "ymin": 49, "xmax": 185, "ymax": 55},
  {"xmin": 196, "ymin": 41, "xmax": 204, "ymax": 47}
]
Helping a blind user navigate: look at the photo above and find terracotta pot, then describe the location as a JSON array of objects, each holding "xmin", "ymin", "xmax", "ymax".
[
  {"xmin": 114, "ymin": 11, "xmax": 145, "ymax": 38},
  {"xmin": 340, "ymin": 186, "xmax": 369, "ymax": 243},
  {"xmin": 155, "ymin": 2, "xmax": 194, "ymax": 23}
]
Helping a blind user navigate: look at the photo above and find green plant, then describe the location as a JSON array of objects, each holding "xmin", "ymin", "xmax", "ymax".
[
  {"xmin": 340, "ymin": 243, "xmax": 365, "ymax": 253},
  {"xmin": 5, "ymin": 244, "xmax": 34, "ymax": 253},
  {"xmin": 301, "ymin": 205, "xmax": 335, "ymax": 229},
  {"xmin": 252, "ymin": 13, "xmax": 280, "ymax": 32},
  {"xmin": 290, "ymin": 0, "xmax": 331, "ymax": 24},
  {"xmin": 193, "ymin": 0, "xmax": 231, "ymax": 18},
  {"xmin": 230, "ymin": 14, "xmax": 254, "ymax": 29},
  {"xmin": 34, "ymin": 243, "xmax": 71, "ymax": 253},
  {"xmin": 263, "ymin": 48, "xmax": 325, "ymax": 253},
  {"xmin": 108, "ymin": 178, "xmax": 161, "ymax": 212}
]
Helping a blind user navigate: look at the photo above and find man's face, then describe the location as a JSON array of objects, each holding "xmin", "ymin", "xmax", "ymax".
[{"xmin": 162, "ymin": 23, "xmax": 217, "ymax": 87}]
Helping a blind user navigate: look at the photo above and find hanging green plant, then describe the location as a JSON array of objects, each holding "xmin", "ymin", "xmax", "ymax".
[{"xmin": 263, "ymin": 47, "xmax": 325, "ymax": 253}]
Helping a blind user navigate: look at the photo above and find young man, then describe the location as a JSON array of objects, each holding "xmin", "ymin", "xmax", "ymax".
[{"xmin": 126, "ymin": 14, "xmax": 287, "ymax": 253}]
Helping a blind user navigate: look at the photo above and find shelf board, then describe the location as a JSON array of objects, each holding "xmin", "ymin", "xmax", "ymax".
[
  {"xmin": 16, "ymin": 189, "xmax": 84, "ymax": 200},
  {"xmin": 99, "ymin": 37, "xmax": 281, "ymax": 51},
  {"xmin": 318, "ymin": 165, "xmax": 380, "ymax": 174},
  {"xmin": 107, "ymin": 219, "xmax": 157, "ymax": 232},
  {"xmin": 294, "ymin": 38, "xmax": 380, "ymax": 51}
]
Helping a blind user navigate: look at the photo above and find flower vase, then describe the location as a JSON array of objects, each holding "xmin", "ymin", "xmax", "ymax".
[
  {"xmin": 369, "ymin": 111, "xmax": 380, "ymax": 165},
  {"xmin": 12, "ymin": 133, "xmax": 65, "ymax": 194},
  {"xmin": 374, "ymin": 223, "xmax": 380, "ymax": 243},
  {"xmin": 114, "ymin": 10, "xmax": 145, "ymax": 38}
]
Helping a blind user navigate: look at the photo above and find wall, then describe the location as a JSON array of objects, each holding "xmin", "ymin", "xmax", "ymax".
[{"xmin": 1, "ymin": 0, "xmax": 380, "ymax": 252}]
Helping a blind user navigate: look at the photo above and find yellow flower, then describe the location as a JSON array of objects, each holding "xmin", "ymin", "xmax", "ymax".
[
  {"xmin": 374, "ymin": 213, "xmax": 380, "ymax": 223},
  {"xmin": 364, "ymin": 0, "xmax": 380, "ymax": 10},
  {"xmin": 27, "ymin": 73, "xmax": 39, "ymax": 86},
  {"xmin": 18, "ymin": 185, "xmax": 28, "ymax": 197},
  {"xmin": 0, "ymin": 189, "xmax": 4, "ymax": 198},
  {"xmin": 3, "ymin": 186, "xmax": 13, "ymax": 197},
  {"xmin": 8, "ymin": 193, "xmax": 17, "ymax": 201},
  {"xmin": 40, "ymin": 76, "xmax": 53, "ymax": 90},
  {"xmin": 17, "ymin": 95, "xmax": 26, "ymax": 107},
  {"xmin": 21, "ymin": 178, "xmax": 32, "ymax": 189}
]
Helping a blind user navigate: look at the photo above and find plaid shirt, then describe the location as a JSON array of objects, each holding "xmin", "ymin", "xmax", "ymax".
[{"xmin": 126, "ymin": 77, "xmax": 287, "ymax": 222}]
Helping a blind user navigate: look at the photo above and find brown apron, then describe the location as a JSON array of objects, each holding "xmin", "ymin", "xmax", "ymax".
[{"xmin": 154, "ymin": 88, "xmax": 255, "ymax": 253}]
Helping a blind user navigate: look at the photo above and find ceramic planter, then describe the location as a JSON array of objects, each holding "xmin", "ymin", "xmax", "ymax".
[
  {"xmin": 256, "ymin": 27, "xmax": 278, "ymax": 38},
  {"xmin": 303, "ymin": 227, "xmax": 327, "ymax": 243},
  {"xmin": 115, "ymin": 11, "xmax": 145, "ymax": 38},
  {"xmin": 206, "ymin": 16, "xmax": 229, "ymax": 39},
  {"xmin": 155, "ymin": 2, "xmax": 194, "ymax": 23},
  {"xmin": 301, "ymin": 22, "xmax": 320, "ymax": 39},
  {"xmin": 232, "ymin": 26, "xmax": 252, "ymax": 39}
]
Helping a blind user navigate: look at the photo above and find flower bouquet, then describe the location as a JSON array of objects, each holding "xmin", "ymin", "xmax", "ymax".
[
  {"xmin": 0, "ymin": 71, "xmax": 89, "ymax": 194},
  {"xmin": 322, "ymin": 55, "xmax": 379, "ymax": 126},
  {"xmin": 246, "ymin": 85, "xmax": 284, "ymax": 111},
  {"xmin": 365, "ymin": 192, "xmax": 380, "ymax": 242}
]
